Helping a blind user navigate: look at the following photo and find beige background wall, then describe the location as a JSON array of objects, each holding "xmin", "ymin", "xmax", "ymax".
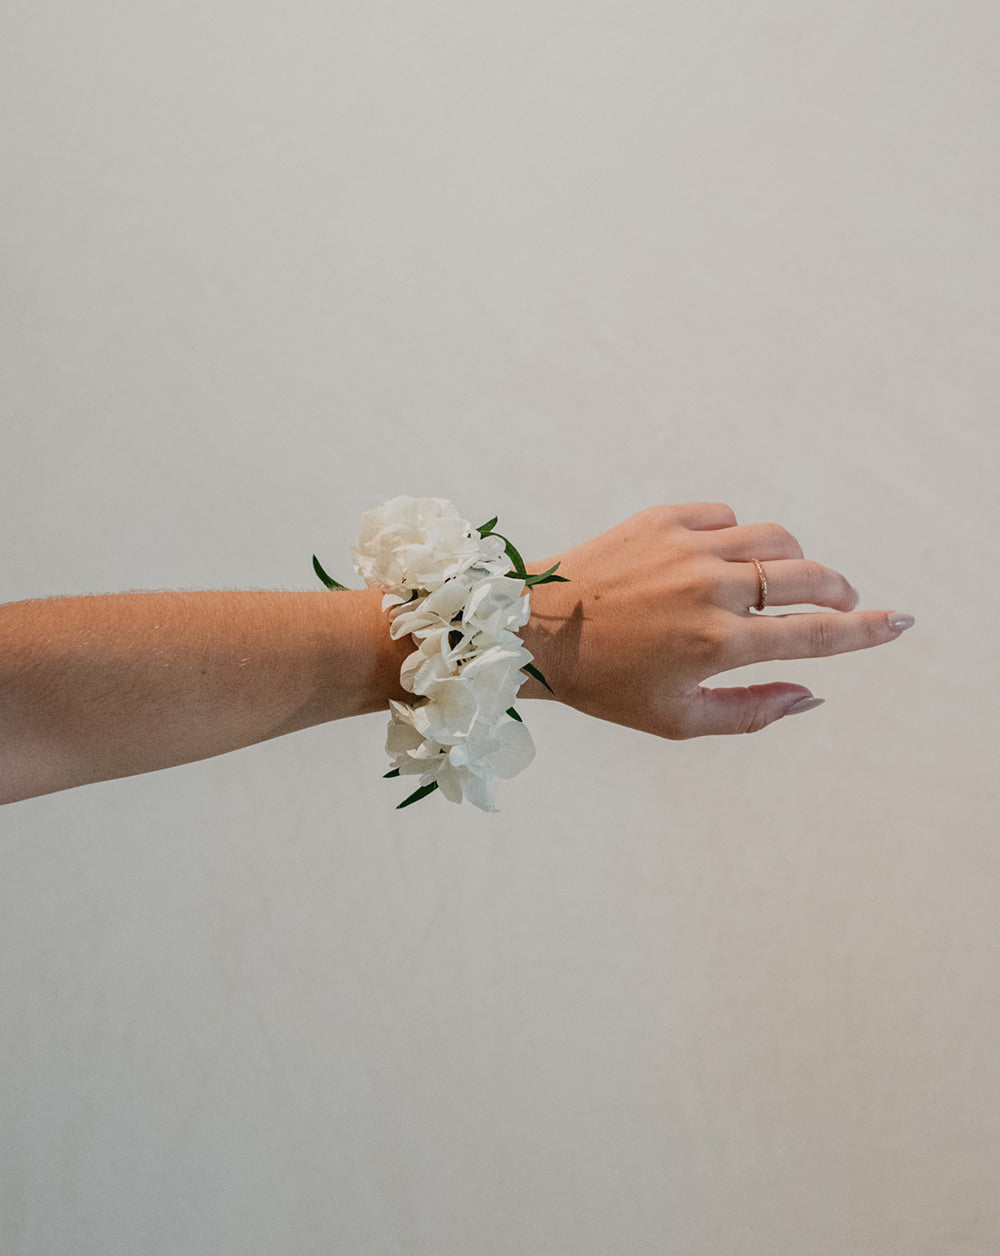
[{"xmin": 2, "ymin": 2, "xmax": 997, "ymax": 1252}]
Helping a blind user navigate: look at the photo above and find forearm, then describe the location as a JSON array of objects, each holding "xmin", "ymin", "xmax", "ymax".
[{"xmin": 0, "ymin": 589, "xmax": 414, "ymax": 804}]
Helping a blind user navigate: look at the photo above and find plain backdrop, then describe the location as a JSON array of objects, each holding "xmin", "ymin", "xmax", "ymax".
[{"xmin": 2, "ymin": 2, "xmax": 998, "ymax": 1253}]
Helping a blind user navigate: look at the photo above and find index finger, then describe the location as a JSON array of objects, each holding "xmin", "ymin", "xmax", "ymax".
[{"xmin": 726, "ymin": 608, "xmax": 915, "ymax": 665}]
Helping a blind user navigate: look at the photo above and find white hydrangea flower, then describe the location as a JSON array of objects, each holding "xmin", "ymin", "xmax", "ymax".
[
  {"xmin": 388, "ymin": 573, "xmax": 528, "ymax": 668},
  {"xmin": 387, "ymin": 576, "xmax": 474, "ymax": 642},
  {"xmin": 400, "ymin": 631, "xmax": 530, "ymax": 729},
  {"xmin": 399, "ymin": 631, "xmax": 465, "ymax": 696},
  {"xmin": 461, "ymin": 574, "xmax": 531, "ymax": 637},
  {"xmin": 410, "ymin": 672, "xmax": 481, "ymax": 742},
  {"xmin": 435, "ymin": 719, "xmax": 536, "ymax": 812},
  {"xmin": 385, "ymin": 700, "xmax": 535, "ymax": 814},
  {"xmin": 344, "ymin": 494, "xmax": 554, "ymax": 812},
  {"xmin": 351, "ymin": 495, "xmax": 509, "ymax": 604},
  {"xmin": 385, "ymin": 699, "xmax": 451, "ymax": 775},
  {"xmin": 451, "ymin": 638, "xmax": 532, "ymax": 714}
]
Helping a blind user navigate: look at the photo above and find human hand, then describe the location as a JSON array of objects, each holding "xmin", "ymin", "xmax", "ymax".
[{"xmin": 519, "ymin": 502, "xmax": 913, "ymax": 738}]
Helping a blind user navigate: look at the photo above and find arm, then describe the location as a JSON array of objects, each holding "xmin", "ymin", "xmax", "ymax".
[
  {"xmin": 0, "ymin": 589, "xmax": 413, "ymax": 804},
  {"xmin": 1, "ymin": 502, "xmax": 913, "ymax": 804}
]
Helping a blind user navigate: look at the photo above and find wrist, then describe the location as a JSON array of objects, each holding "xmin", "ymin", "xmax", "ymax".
[
  {"xmin": 362, "ymin": 589, "xmax": 414, "ymax": 712},
  {"xmin": 519, "ymin": 560, "xmax": 574, "ymax": 703}
]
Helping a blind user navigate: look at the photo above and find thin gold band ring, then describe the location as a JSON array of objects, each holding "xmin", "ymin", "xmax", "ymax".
[{"xmin": 750, "ymin": 558, "xmax": 767, "ymax": 612}]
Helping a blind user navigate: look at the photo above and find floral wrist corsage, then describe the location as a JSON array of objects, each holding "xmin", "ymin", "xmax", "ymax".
[{"xmin": 313, "ymin": 496, "xmax": 567, "ymax": 813}]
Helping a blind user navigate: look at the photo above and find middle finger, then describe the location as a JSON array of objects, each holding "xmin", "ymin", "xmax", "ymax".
[
  {"xmin": 708, "ymin": 521, "xmax": 805, "ymax": 562},
  {"xmin": 725, "ymin": 557, "xmax": 859, "ymax": 613}
]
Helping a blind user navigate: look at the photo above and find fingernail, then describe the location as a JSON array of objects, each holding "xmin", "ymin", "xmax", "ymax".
[
  {"xmin": 888, "ymin": 612, "xmax": 915, "ymax": 633},
  {"xmin": 784, "ymin": 696, "xmax": 825, "ymax": 717}
]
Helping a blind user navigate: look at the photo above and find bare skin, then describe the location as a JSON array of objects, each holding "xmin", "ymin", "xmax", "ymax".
[
  {"xmin": 517, "ymin": 502, "xmax": 913, "ymax": 737},
  {"xmin": 0, "ymin": 589, "xmax": 413, "ymax": 804},
  {"xmin": 0, "ymin": 502, "xmax": 912, "ymax": 804}
]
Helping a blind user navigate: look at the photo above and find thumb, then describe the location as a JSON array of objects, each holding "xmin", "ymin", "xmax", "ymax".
[{"xmin": 681, "ymin": 683, "xmax": 824, "ymax": 737}]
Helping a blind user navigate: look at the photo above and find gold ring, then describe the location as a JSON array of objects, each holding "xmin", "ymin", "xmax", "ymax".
[{"xmin": 750, "ymin": 558, "xmax": 767, "ymax": 612}]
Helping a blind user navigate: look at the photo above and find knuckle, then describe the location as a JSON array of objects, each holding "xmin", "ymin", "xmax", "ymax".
[
  {"xmin": 712, "ymin": 502, "xmax": 738, "ymax": 526},
  {"xmin": 696, "ymin": 612, "xmax": 734, "ymax": 664},
  {"xmin": 767, "ymin": 523, "xmax": 804, "ymax": 558},
  {"xmin": 695, "ymin": 560, "xmax": 728, "ymax": 603},
  {"xmin": 773, "ymin": 522, "xmax": 804, "ymax": 557},
  {"xmin": 661, "ymin": 704, "xmax": 698, "ymax": 740},
  {"xmin": 738, "ymin": 706, "xmax": 771, "ymax": 735},
  {"xmin": 637, "ymin": 505, "xmax": 677, "ymax": 535},
  {"xmin": 803, "ymin": 560, "xmax": 827, "ymax": 599},
  {"xmin": 863, "ymin": 614, "xmax": 885, "ymax": 646},
  {"xmin": 808, "ymin": 616, "xmax": 838, "ymax": 655}
]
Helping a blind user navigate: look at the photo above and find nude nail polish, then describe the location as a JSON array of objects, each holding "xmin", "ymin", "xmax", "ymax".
[
  {"xmin": 888, "ymin": 613, "xmax": 915, "ymax": 632},
  {"xmin": 784, "ymin": 696, "xmax": 825, "ymax": 717}
]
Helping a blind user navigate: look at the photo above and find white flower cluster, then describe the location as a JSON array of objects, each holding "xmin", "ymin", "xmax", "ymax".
[{"xmin": 352, "ymin": 496, "xmax": 536, "ymax": 813}]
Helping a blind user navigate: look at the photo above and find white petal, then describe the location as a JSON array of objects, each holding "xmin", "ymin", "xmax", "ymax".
[
  {"xmin": 489, "ymin": 720, "xmax": 536, "ymax": 778},
  {"xmin": 422, "ymin": 579, "xmax": 476, "ymax": 622},
  {"xmin": 412, "ymin": 681, "xmax": 479, "ymax": 741},
  {"xmin": 385, "ymin": 704, "xmax": 450, "ymax": 776},
  {"xmin": 400, "ymin": 639, "xmax": 456, "ymax": 695},
  {"xmin": 434, "ymin": 759, "xmax": 465, "ymax": 804},
  {"xmin": 456, "ymin": 768, "xmax": 499, "ymax": 812}
]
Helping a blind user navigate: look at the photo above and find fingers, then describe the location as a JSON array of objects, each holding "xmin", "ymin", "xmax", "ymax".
[
  {"xmin": 675, "ymin": 682, "xmax": 823, "ymax": 737},
  {"xmin": 729, "ymin": 558, "xmax": 859, "ymax": 613},
  {"xmin": 727, "ymin": 608, "xmax": 915, "ymax": 666},
  {"xmin": 674, "ymin": 609, "xmax": 915, "ymax": 735},
  {"xmin": 670, "ymin": 502, "xmax": 739, "ymax": 531},
  {"xmin": 697, "ymin": 522, "xmax": 860, "ymax": 614},
  {"xmin": 709, "ymin": 521, "xmax": 804, "ymax": 561}
]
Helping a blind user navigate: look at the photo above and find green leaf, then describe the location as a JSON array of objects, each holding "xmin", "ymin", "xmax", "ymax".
[
  {"xmin": 312, "ymin": 554, "xmax": 350, "ymax": 590},
  {"xmin": 502, "ymin": 538, "xmax": 527, "ymax": 576},
  {"xmin": 523, "ymin": 561, "xmax": 569, "ymax": 587},
  {"xmin": 396, "ymin": 780, "xmax": 440, "ymax": 809},
  {"xmin": 485, "ymin": 531, "xmax": 527, "ymax": 577},
  {"xmin": 506, "ymin": 706, "xmax": 523, "ymax": 722},
  {"xmin": 522, "ymin": 661, "xmax": 554, "ymax": 694},
  {"xmin": 476, "ymin": 515, "xmax": 499, "ymax": 536},
  {"xmin": 383, "ymin": 768, "xmax": 401, "ymax": 778}
]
